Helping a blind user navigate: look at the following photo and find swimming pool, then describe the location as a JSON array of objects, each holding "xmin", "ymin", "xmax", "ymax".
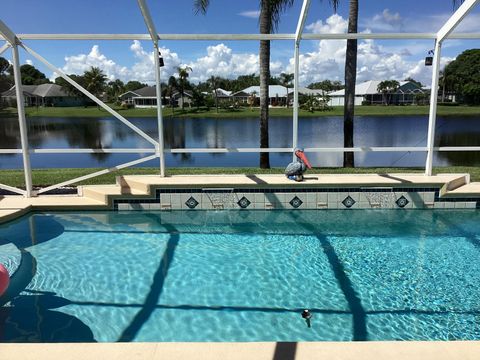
[{"xmin": 0, "ymin": 210, "xmax": 479, "ymax": 342}]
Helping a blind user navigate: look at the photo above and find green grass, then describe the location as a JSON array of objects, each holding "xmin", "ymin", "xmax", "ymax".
[
  {"xmin": 1, "ymin": 166, "xmax": 479, "ymax": 188},
  {"xmin": 1, "ymin": 104, "xmax": 480, "ymax": 118}
]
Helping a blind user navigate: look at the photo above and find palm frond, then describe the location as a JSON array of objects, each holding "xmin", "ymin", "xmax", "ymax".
[
  {"xmin": 270, "ymin": 0, "xmax": 295, "ymax": 32},
  {"xmin": 194, "ymin": 0, "xmax": 210, "ymax": 15}
]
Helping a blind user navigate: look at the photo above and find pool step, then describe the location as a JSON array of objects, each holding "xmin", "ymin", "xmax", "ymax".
[
  {"xmin": 81, "ymin": 185, "xmax": 149, "ymax": 204},
  {"xmin": 440, "ymin": 182, "xmax": 480, "ymax": 198},
  {"xmin": 116, "ymin": 176, "xmax": 152, "ymax": 194}
]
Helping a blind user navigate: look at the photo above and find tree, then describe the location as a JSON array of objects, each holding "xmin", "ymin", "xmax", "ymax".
[
  {"xmin": 83, "ymin": 67, "xmax": 107, "ymax": 99},
  {"xmin": 106, "ymin": 79, "xmax": 126, "ymax": 103},
  {"xmin": 0, "ymin": 57, "xmax": 13, "ymax": 93},
  {"xmin": 125, "ymin": 80, "xmax": 147, "ymax": 92},
  {"xmin": 177, "ymin": 66, "xmax": 192, "ymax": 110},
  {"xmin": 377, "ymin": 80, "xmax": 400, "ymax": 105},
  {"xmin": 167, "ymin": 76, "xmax": 178, "ymax": 112},
  {"xmin": 343, "ymin": 0, "xmax": 356, "ymax": 168},
  {"xmin": 55, "ymin": 74, "xmax": 86, "ymax": 98},
  {"xmin": 196, "ymin": 0, "xmax": 295, "ymax": 168},
  {"xmin": 442, "ymin": 49, "xmax": 480, "ymax": 105},
  {"xmin": 307, "ymin": 79, "xmax": 343, "ymax": 92},
  {"xmin": 20, "ymin": 64, "xmax": 49, "ymax": 85},
  {"xmin": 279, "ymin": 73, "xmax": 294, "ymax": 107},
  {"xmin": 207, "ymin": 75, "xmax": 221, "ymax": 112}
]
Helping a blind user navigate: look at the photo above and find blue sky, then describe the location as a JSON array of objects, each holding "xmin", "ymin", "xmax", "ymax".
[{"xmin": 1, "ymin": 0, "xmax": 479, "ymax": 86}]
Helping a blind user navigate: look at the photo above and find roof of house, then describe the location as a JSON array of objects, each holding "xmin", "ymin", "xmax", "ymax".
[
  {"xmin": 233, "ymin": 85, "xmax": 289, "ymax": 97},
  {"xmin": 2, "ymin": 84, "xmax": 69, "ymax": 98},
  {"xmin": 118, "ymin": 86, "xmax": 157, "ymax": 98},
  {"xmin": 214, "ymin": 88, "xmax": 232, "ymax": 97},
  {"xmin": 329, "ymin": 80, "xmax": 419, "ymax": 96}
]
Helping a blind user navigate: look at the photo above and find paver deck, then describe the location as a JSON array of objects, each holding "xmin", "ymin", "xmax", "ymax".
[{"xmin": 1, "ymin": 341, "xmax": 479, "ymax": 360}]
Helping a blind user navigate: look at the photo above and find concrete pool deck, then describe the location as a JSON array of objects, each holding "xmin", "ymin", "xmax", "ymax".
[
  {"xmin": 0, "ymin": 173, "xmax": 479, "ymax": 223},
  {"xmin": 1, "ymin": 341, "xmax": 480, "ymax": 360}
]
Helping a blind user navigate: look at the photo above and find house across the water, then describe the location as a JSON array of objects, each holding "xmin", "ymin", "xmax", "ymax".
[
  {"xmin": 1, "ymin": 84, "xmax": 87, "ymax": 107},
  {"xmin": 118, "ymin": 86, "xmax": 192, "ymax": 108},
  {"xmin": 327, "ymin": 80, "xmax": 426, "ymax": 106}
]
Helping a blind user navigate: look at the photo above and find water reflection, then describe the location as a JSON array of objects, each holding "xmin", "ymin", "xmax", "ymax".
[{"xmin": 0, "ymin": 116, "xmax": 479, "ymax": 168}]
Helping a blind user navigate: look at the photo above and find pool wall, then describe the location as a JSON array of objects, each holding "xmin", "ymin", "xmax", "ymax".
[{"xmin": 113, "ymin": 186, "xmax": 480, "ymax": 211}]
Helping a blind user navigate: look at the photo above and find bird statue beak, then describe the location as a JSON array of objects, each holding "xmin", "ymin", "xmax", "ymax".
[{"xmin": 296, "ymin": 151, "xmax": 312, "ymax": 169}]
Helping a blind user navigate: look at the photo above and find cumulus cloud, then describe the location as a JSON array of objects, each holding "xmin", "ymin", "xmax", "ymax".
[
  {"xmin": 25, "ymin": 59, "xmax": 33, "ymax": 65},
  {"xmin": 362, "ymin": 9, "xmax": 404, "ymax": 32},
  {"xmin": 186, "ymin": 43, "xmax": 282, "ymax": 83},
  {"xmin": 238, "ymin": 10, "xmax": 260, "ymax": 19},
  {"xmin": 53, "ymin": 13, "xmax": 451, "ymax": 88},
  {"xmin": 60, "ymin": 45, "xmax": 130, "ymax": 82},
  {"xmin": 129, "ymin": 40, "xmax": 181, "ymax": 82},
  {"xmin": 55, "ymin": 41, "xmax": 180, "ymax": 83},
  {"xmin": 293, "ymin": 14, "xmax": 446, "ymax": 86}
]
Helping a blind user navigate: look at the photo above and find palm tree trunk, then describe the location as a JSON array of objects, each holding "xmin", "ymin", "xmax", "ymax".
[
  {"xmin": 259, "ymin": 0, "xmax": 271, "ymax": 169},
  {"xmin": 343, "ymin": 0, "xmax": 358, "ymax": 168}
]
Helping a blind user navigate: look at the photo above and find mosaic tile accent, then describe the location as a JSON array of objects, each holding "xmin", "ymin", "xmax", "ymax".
[
  {"xmin": 289, "ymin": 196, "xmax": 303, "ymax": 208},
  {"xmin": 342, "ymin": 195, "xmax": 356, "ymax": 208},
  {"xmin": 237, "ymin": 196, "xmax": 251, "ymax": 209},
  {"xmin": 111, "ymin": 186, "xmax": 480, "ymax": 211},
  {"xmin": 395, "ymin": 195, "xmax": 409, "ymax": 208},
  {"xmin": 185, "ymin": 196, "xmax": 199, "ymax": 209}
]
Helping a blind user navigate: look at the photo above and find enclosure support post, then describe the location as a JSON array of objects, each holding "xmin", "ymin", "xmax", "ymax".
[
  {"xmin": 292, "ymin": 0, "xmax": 311, "ymax": 159},
  {"xmin": 292, "ymin": 43, "xmax": 300, "ymax": 157},
  {"xmin": 153, "ymin": 42, "xmax": 165, "ymax": 177},
  {"xmin": 425, "ymin": 41, "xmax": 442, "ymax": 176},
  {"xmin": 11, "ymin": 44, "xmax": 33, "ymax": 197},
  {"xmin": 137, "ymin": 0, "xmax": 165, "ymax": 176},
  {"xmin": 425, "ymin": 0, "xmax": 479, "ymax": 175}
]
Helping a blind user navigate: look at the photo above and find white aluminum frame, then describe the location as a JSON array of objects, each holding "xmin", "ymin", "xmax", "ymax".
[{"xmin": 0, "ymin": 0, "xmax": 478, "ymax": 196}]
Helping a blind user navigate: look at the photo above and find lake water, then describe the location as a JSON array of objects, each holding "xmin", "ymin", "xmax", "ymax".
[{"xmin": 0, "ymin": 115, "xmax": 479, "ymax": 169}]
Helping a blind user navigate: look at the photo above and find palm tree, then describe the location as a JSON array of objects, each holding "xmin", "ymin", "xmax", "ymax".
[
  {"xmin": 177, "ymin": 66, "xmax": 192, "ymax": 110},
  {"xmin": 167, "ymin": 76, "xmax": 178, "ymax": 113},
  {"xmin": 196, "ymin": 0, "xmax": 295, "ymax": 168},
  {"xmin": 208, "ymin": 75, "xmax": 221, "ymax": 112},
  {"xmin": 83, "ymin": 67, "xmax": 107, "ymax": 99},
  {"xmin": 343, "ymin": 0, "xmax": 357, "ymax": 168},
  {"xmin": 107, "ymin": 79, "xmax": 125, "ymax": 103},
  {"xmin": 279, "ymin": 72, "xmax": 294, "ymax": 107},
  {"xmin": 377, "ymin": 80, "xmax": 400, "ymax": 105}
]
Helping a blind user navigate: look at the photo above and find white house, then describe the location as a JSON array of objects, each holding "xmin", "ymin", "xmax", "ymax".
[
  {"xmin": 327, "ymin": 80, "xmax": 425, "ymax": 106},
  {"xmin": 232, "ymin": 85, "xmax": 291, "ymax": 106}
]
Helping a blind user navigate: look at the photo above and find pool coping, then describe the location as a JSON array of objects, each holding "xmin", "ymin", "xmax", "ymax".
[
  {"xmin": 1, "ymin": 341, "xmax": 479, "ymax": 360},
  {"xmin": 1, "ymin": 173, "xmax": 480, "ymax": 224}
]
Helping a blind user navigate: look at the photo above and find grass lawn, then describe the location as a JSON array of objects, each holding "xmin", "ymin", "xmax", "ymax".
[
  {"xmin": 1, "ymin": 104, "xmax": 480, "ymax": 118},
  {"xmin": 0, "ymin": 166, "xmax": 478, "ymax": 188}
]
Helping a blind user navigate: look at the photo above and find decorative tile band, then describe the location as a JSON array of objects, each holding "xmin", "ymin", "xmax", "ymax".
[{"xmin": 113, "ymin": 187, "xmax": 480, "ymax": 211}]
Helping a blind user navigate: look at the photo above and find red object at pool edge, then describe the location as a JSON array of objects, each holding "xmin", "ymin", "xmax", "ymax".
[{"xmin": 0, "ymin": 264, "xmax": 9, "ymax": 296}]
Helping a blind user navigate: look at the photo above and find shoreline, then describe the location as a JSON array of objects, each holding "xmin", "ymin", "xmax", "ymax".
[{"xmin": 1, "ymin": 105, "xmax": 480, "ymax": 118}]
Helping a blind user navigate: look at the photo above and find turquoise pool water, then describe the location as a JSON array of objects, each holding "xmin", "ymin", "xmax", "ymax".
[{"xmin": 0, "ymin": 210, "xmax": 480, "ymax": 342}]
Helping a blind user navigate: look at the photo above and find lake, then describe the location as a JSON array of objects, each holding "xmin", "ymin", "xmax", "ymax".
[{"xmin": 0, "ymin": 115, "xmax": 479, "ymax": 169}]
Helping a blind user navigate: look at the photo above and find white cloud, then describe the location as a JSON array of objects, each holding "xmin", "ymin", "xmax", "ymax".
[
  {"xmin": 25, "ymin": 59, "xmax": 33, "ymax": 65},
  {"xmin": 129, "ymin": 40, "xmax": 181, "ymax": 83},
  {"xmin": 362, "ymin": 9, "xmax": 404, "ymax": 32},
  {"xmin": 294, "ymin": 14, "xmax": 448, "ymax": 86},
  {"xmin": 61, "ymin": 45, "xmax": 130, "ymax": 82},
  {"xmin": 186, "ymin": 43, "xmax": 282, "ymax": 83},
  {"xmin": 238, "ymin": 10, "xmax": 260, "ymax": 19}
]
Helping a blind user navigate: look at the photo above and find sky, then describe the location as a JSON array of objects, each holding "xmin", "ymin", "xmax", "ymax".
[{"xmin": 1, "ymin": 0, "xmax": 480, "ymax": 87}]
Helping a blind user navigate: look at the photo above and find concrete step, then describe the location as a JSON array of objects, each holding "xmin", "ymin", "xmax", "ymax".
[
  {"xmin": 441, "ymin": 182, "xmax": 480, "ymax": 198},
  {"xmin": 82, "ymin": 185, "xmax": 148, "ymax": 203},
  {"xmin": 117, "ymin": 176, "xmax": 152, "ymax": 194},
  {"xmin": 439, "ymin": 174, "xmax": 469, "ymax": 197}
]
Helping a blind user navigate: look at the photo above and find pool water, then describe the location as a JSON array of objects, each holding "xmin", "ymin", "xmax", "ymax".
[{"xmin": 0, "ymin": 210, "xmax": 480, "ymax": 342}]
